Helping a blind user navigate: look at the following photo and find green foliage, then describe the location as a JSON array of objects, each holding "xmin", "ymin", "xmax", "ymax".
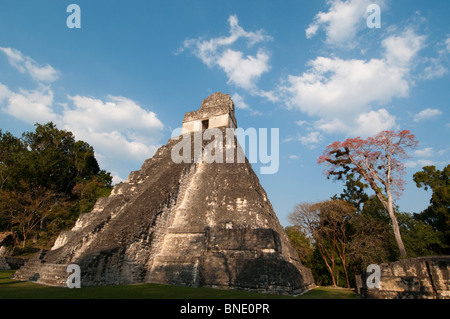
[
  {"xmin": 334, "ymin": 173, "xmax": 369, "ymax": 213},
  {"xmin": 0, "ymin": 123, "xmax": 112, "ymax": 253},
  {"xmin": 309, "ymin": 245, "xmax": 336, "ymax": 286},
  {"xmin": 19, "ymin": 123, "xmax": 108, "ymax": 194},
  {"xmin": 413, "ymin": 165, "xmax": 449, "ymax": 253},
  {"xmin": 398, "ymin": 212, "xmax": 446, "ymax": 257},
  {"xmin": 285, "ymin": 226, "xmax": 313, "ymax": 265},
  {"xmin": 288, "ymin": 164, "xmax": 449, "ymax": 289},
  {"xmin": 347, "ymin": 200, "xmax": 390, "ymax": 265}
]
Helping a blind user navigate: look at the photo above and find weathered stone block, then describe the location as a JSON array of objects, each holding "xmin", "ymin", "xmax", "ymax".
[{"xmin": 362, "ymin": 256, "xmax": 450, "ymax": 299}]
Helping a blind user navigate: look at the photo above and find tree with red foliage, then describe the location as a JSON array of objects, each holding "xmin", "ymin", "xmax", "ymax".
[{"xmin": 318, "ymin": 130, "xmax": 418, "ymax": 258}]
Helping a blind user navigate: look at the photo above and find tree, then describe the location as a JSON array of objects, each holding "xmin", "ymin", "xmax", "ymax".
[
  {"xmin": 0, "ymin": 185, "xmax": 64, "ymax": 248},
  {"xmin": 0, "ymin": 123, "xmax": 112, "ymax": 253},
  {"xmin": 413, "ymin": 165, "xmax": 449, "ymax": 252},
  {"xmin": 318, "ymin": 130, "xmax": 418, "ymax": 258},
  {"xmin": 334, "ymin": 173, "xmax": 369, "ymax": 213},
  {"xmin": 21, "ymin": 122, "xmax": 106, "ymax": 195},
  {"xmin": 397, "ymin": 211, "xmax": 447, "ymax": 257},
  {"xmin": 347, "ymin": 197, "xmax": 391, "ymax": 269},
  {"xmin": 0, "ymin": 130, "xmax": 27, "ymax": 190},
  {"xmin": 317, "ymin": 200, "xmax": 355, "ymax": 288},
  {"xmin": 289, "ymin": 200, "xmax": 354, "ymax": 287},
  {"xmin": 289, "ymin": 202, "xmax": 338, "ymax": 285},
  {"xmin": 334, "ymin": 175, "xmax": 391, "ymax": 280},
  {"xmin": 285, "ymin": 226, "xmax": 313, "ymax": 265}
]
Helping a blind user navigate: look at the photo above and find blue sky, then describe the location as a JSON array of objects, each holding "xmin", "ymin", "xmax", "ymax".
[{"xmin": 0, "ymin": 0, "xmax": 449, "ymax": 226}]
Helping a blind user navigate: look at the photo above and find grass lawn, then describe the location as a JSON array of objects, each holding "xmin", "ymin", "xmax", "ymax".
[{"xmin": 0, "ymin": 270, "xmax": 358, "ymax": 299}]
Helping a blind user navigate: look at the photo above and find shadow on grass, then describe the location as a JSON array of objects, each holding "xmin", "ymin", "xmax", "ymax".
[{"xmin": 0, "ymin": 271, "xmax": 358, "ymax": 299}]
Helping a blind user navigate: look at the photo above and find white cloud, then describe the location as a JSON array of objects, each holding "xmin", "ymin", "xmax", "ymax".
[
  {"xmin": 217, "ymin": 49, "xmax": 270, "ymax": 90},
  {"xmin": 255, "ymin": 89, "xmax": 280, "ymax": 103},
  {"xmin": 180, "ymin": 15, "xmax": 272, "ymax": 93},
  {"xmin": 417, "ymin": 159, "xmax": 435, "ymax": 166},
  {"xmin": 1, "ymin": 84, "xmax": 164, "ymax": 180},
  {"xmin": 2, "ymin": 85, "xmax": 57, "ymax": 124},
  {"xmin": 231, "ymin": 93, "xmax": 262, "ymax": 116},
  {"xmin": 413, "ymin": 108, "xmax": 443, "ymax": 122},
  {"xmin": 281, "ymin": 28, "xmax": 426, "ymax": 137},
  {"xmin": 446, "ymin": 36, "xmax": 450, "ymax": 53},
  {"xmin": 231, "ymin": 93, "xmax": 249, "ymax": 110},
  {"xmin": 437, "ymin": 148, "xmax": 449, "ymax": 156},
  {"xmin": 382, "ymin": 28, "xmax": 426, "ymax": 68},
  {"xmin": 283, "ymin": 56, "xmax": 409, "ymax": 118},
  {"xmin": 314, "ymin": 118, "xmax": 348, "ymax": 134},
  {"xmin": 354, "ymin": 109, "xmax": 397, "ymax": 136},
  {"xmin": 64, "ymin": 95, "xmax": 163, "ymax": 141},
  {"xmin": 414, "ymin": 147, "xmax": 434, "ymax": 157},
  {"xmin": 283, "ymin": 130, "xmax": 323, "ymax": 148},
  {"xmin": 289, "ymin": 155, "xmax": 300, "ymax": 159},
  {"xmin": 180, "ymin": 15, "xmax": 271, "ymax": 66},
  {"xmin": 0, "ymin": 47, "xmax": 59, "ymax": 83},
  {"xmin": 111, "ymin": 174, "xmax": 125, "ymax": 185},
  {"xmin": 305, "ymin": 0, "xmax": 377, "ymax": 48},
  {"xmin": 313, "ymin": 109, "xmax": 397, "ymax": 137},
  {"xmin": 421, "ymin": 58, "xmax": 448, "ymax": 80},
  {"xmin": 305, "ymin": 23, "xmax": 319, "ymax": 39},
  {"xmin": 61, "ymin": 95, "xmax": 164, "ymax": 165},
  {"xmin": 0, "ymin": 83, "xmax": 11, "ymax": 102},
  {"xmin": 297, "ymin": 131, "xmax": 323, "ymax": 148},
  {"xmin": 405, "ymin": 159, "xmax": 435, "ymax": 168},
  {"xmin": 404, "ymin": 147, "xmax": 447, "ymax": 169},
  {"xmin": 0, "ymin": 47, "xmax": 166, "ymax": 182}
]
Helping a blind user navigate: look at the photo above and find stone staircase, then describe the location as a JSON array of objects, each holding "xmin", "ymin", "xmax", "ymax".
[
  {"xmin": 12, "ymin": 250, "xmax": 69, "ymax": 287},
  {"xmin": 148, "ymin": 163, "xmax": 206, "ymax": 286}
]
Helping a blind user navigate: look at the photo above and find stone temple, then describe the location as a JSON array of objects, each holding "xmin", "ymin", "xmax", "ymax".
[{"xmin": 13, "ymin": 92, "xmax": 315, "ymax": 295}]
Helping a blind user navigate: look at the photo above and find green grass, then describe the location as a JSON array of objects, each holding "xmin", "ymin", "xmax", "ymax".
[{"xmin": 0, "ymin": 270, "xmax": 358, "ymax": 299}]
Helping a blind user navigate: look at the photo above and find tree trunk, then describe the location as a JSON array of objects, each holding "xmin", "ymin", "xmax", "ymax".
[
  {"xmin": 340, "ymin": 252, "xmax": 351, "ymax": 288},
  {"xmin": 331, "ymin": 253, "xmax": 336, "ymax": 287},
  {"xmin": 387, "ymin": 201, "xmax": 407, "ymax": 258},
  {"xmin": 318, "ymin": 243, "xmax": 337, "ymax": 286},
  {"xmin": 377, "ymin": 192, "xmax": 407, "ymax": 258}
]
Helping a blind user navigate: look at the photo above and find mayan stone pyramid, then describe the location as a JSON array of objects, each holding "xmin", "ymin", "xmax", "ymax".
[{"xmin": 13, "ymin": 92, "xmax": 315, "ymax": 294}]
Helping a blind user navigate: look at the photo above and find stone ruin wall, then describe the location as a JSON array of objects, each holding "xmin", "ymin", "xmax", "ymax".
[{"xmin": 360, "ymin": 256, "xmax": 450, "ymax": 299}]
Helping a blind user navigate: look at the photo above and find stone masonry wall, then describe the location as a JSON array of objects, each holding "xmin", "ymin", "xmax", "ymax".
[{"xmin": 362, "ymin": 256, "xmax": 450, "ymax": 299}]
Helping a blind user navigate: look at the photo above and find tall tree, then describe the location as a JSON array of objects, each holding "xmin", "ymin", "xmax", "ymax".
[
  {"xmin": 0, "ymin": 130, "xmax": 27, "ymax": 190},
  {"xmin": 21, "ymin": 122, "xmax": 105, "ymax": 194},
  {"xmin": 317, "ymin": 200, "xmax": 355, "ymax": 288},
  {"xmin": 289, "ymin": 202, "xmax": 338, "ymax": 286},
  {"xmin": 285, "ymin": 226, "xmax": 313, "ymax": 265},
  {"xmin": 335, "ymin": 173, "xmax": 369, "ymax": 213},
  {"xmin": 318, "ymin": 130, "xmax": 418, "ymax": 258},
  {"xmin": 289, "ymin": 200, "xmax": 354, "ymax": 287},
  {"xmin": 413, "ymin": 164, "xmax": 449, "ymax": 252},
  {"xmin": 0, "ymin": 185, "xmax": 63, "ymax": 248},
  {"xmin": 347, "ymin": 208, "xmax": 390, "ymax": 270},
  {"xmin": 0, "ymin": 123, "xmax": 112, "ymax": 252}
]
